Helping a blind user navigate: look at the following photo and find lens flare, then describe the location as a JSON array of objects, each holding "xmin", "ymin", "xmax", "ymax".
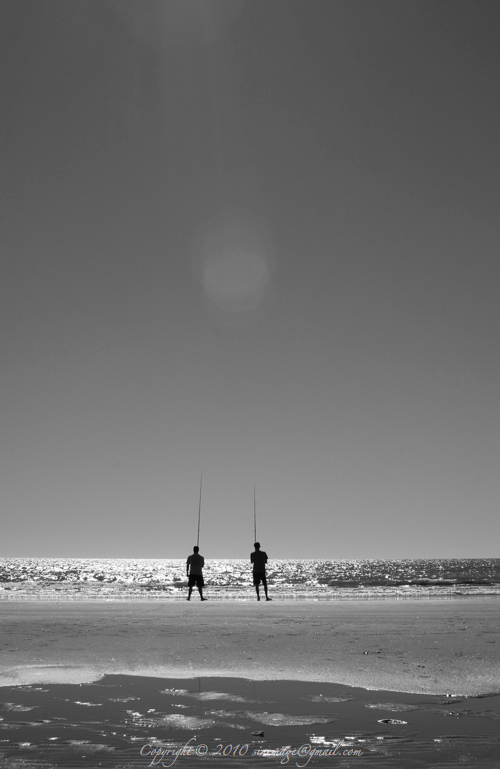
[{"xmin": 193, "ymin": 210, "xmax": 274, "ymax": 317}]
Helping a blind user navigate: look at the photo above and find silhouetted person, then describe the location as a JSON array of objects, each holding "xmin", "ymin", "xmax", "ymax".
[
  {"xmin": 251, "ymin": 542, "xmax": 271, "ymax": 601},
  {"xmin": 186, "ymin": 546, "xmax": 207, "ymax": 601}
]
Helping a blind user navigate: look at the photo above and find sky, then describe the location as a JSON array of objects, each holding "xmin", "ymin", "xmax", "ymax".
[{"xmin": 2, "ymin": 0, "xmax": 500, "ymax": 559}]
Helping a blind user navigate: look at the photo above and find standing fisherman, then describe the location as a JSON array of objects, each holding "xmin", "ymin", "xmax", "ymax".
[
  {"xmin": 186, "ymin": 546, "xmax": 207, "ymax": 601},
  {"xmin": 186, "ymin": 472, "xmax": 207, "ymax": 601},
  {"xmin": 251, "ymin": 542, "xmax": 271, "ymax": 601}
]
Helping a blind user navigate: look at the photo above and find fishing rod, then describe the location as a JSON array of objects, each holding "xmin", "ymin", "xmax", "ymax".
[
  {"xmin": 197, "ymin": 471, "xmax": 202, "ymax": 547},
  {"xmin": 254, "ymin": 485, "xmax": 257, "ymax": 542}
]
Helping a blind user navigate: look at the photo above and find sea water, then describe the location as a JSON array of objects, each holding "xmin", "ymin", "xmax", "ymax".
[{"xmin": 1, "ymin": 558, "xmax": 499, "ymax": 600}]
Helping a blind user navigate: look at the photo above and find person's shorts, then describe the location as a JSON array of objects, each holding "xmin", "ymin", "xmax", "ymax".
[
  {"xmin": 188, "ymin": 574, "xmax": 204, "ymax": 588},
  {"xmin": 253, "ymin": 571, "xmax": 266, "ymax": 586}
]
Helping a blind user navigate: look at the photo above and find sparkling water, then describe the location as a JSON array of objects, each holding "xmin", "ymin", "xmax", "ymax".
[{"xmin": 1, "ymin": 558, "xmax": 499, "ymax": 600}]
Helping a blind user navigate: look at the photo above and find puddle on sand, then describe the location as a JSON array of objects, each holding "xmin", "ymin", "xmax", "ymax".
[{"xmin": 0, "ymin": 676, "xmax": 499, "ymax": 768}]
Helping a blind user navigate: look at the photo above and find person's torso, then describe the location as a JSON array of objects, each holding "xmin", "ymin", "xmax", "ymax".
[
  {"xmin": 251, "ymin": 551, "xmax": 268, "ymax": 571},
  {"xmin": 187, "ymin": 554, "xmax": 204, "ymax": 574}
]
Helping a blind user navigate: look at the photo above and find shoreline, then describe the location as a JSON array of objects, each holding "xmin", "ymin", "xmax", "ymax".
[
  {"xmin": 2, "ymin": 592, "xmax": 499, "ymax": 600},
  {"xmin": 1, "ymin": 597, "xmax": 499, "ymax": 696}
]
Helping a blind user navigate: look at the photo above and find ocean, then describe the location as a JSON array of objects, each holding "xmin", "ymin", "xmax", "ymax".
[{"xmin": 1, "ymin": 558, "xmax": 499, "ymax": 600}]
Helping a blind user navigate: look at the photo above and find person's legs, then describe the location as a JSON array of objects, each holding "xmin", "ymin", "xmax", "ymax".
[{"xmin": 197, "ymin": 576, "xmax": 207, "ymax": 600}]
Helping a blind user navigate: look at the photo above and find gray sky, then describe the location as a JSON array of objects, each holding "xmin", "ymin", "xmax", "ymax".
[{"xmin": 2, "ymin": 0, "xmax": 499, "ymax": 559}]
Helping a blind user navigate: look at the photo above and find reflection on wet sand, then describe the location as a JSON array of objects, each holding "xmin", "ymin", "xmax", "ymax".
[{"xmin": 1, "ymin": 675, "xmax": 499, "ymax": 768}]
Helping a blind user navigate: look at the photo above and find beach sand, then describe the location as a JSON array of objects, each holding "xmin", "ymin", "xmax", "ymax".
[
  {"xmin": 1, "ymin": 599, "xmax": 499, "ymax": 767},
  {"xmin": 1, "ymin": 599, "xmax": 499, "ymax": 695}
]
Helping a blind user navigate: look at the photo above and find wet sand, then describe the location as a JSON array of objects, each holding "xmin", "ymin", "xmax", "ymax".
[
  {"xmin": 1, "ymin": 674, "xmax": 500, "ymax": 768},
  {"xmin": 1, "ymin": 599, "xmax": 499, "ymax": 767},
  {"xmin": 1, "ymin": 598, "xmax": 499, "ymax": 695}
]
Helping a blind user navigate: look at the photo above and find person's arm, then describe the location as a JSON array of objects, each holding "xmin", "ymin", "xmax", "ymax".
[
  {"xmin": 186, "ymin": 557, "xmax": 190, "ymax": 577},
  {"xmin": 251, "ymin": 553, "xmax": 255, "ymax": 565}
]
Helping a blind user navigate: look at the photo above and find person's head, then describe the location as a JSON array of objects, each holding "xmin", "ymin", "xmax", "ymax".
[
  {"xmin": 193, "ymin": 546, "xmax": 199, "ymax": 553},
  {"xmin": 254, "ymin": 542, "xmax": 260, "ymax": 550}
]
